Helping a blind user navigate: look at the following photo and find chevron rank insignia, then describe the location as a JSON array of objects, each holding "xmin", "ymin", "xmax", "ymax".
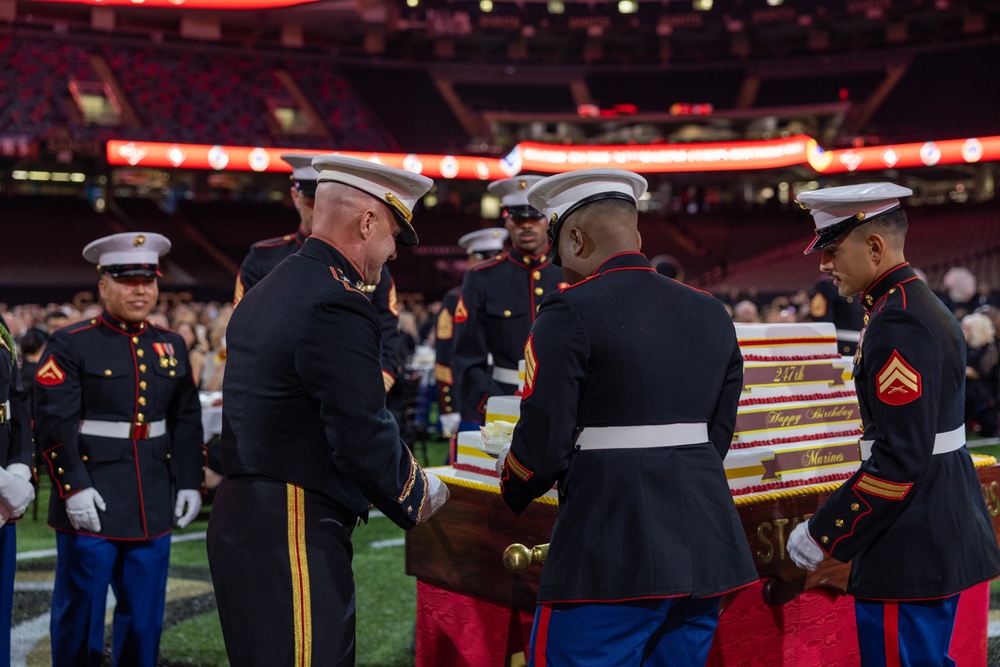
[
  {"xmin": 522, "ymin": 334, "xmax": 538, "ymax": 400},
  {"xmin": 436, "ymin": 308, "xmax": 453, "ymax": 340},
  {"xmin": 36, "ymin": 357, "xmax": 66, "ymax": 386},
  {"xmin": 876, "ymin": 350, "xmax": 921, "ymax": 405},
  {"xmin": 388, "ymin": 282, "xmax": 399, "ymax": 317},
  {"xmin": 454, "ymin": 297, "xmax": 468, "ymax": 324}
]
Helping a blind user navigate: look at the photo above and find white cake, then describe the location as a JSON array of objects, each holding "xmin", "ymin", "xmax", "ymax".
[
  {"xmin": 442, "ymin": 323, "xmax": 862, "ymax": 500},
  {"xmin": 727, "ymin": 323, "xmax": 861, "ymax": 496}
]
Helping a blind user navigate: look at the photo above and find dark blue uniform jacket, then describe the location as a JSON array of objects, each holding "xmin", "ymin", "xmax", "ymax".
[
  {"xmin": 236, "ymin": 227, "xmax": 404, "ymax": 386},
  {"xmin": 221, "ymin": 237, "xmax": 429, "ymax": 528},
  {"xmin": 452, "ymin": 246, "xmax": 563, "ymax": 423},
  {"xmin": 809, "ymin": 263, "xmax": 1000, "ymax": 599},
  {"xmin": 500, "ymin": 252, "xmax": 758, "ymax": 603},
  {"xmin": 0, "ymin": 314, "xmax": 33, "ymax": 475},
  {"xmin": 35, "ymin": 312, "xmax": 204, "ymax": 539}
]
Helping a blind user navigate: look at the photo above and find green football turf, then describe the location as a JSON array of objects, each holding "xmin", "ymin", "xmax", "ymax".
[
  {"xmin": 15, "ymin": 438, "xmax": 448, "ymax": 666},
  {"xmin": 18, "ymin": 437, "xmax": 1000, "ymax": 664}
]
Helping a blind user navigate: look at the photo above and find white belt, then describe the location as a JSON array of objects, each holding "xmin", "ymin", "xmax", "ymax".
[
  {"xmin": 859, "ymin": 424, "xmax": 965, "ymax": 461},
  {"xmin": 79, "ymin": 419, "xmax": 167, "ymax": 440},
  {"xmin": 835, "ymin": 329, "xmax": 861, "ymax": 343},
  {"xmin": 0, "ymin": 400, "xmax": 9, "ymax": 424},
  {"xmin": 576, "ymin": 423, "xmax": 710, "ymax": 451},
  {"xmin": 492, "ymin": 366, "xmax": 521, "ymax": 385}
]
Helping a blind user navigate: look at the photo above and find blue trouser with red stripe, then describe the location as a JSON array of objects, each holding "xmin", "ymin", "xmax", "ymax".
[
  {"xmin": 50, "ymin": 532, "xmax": 171, "ymax": 667},
  {"xmin": 528, "ymin": 596, "xmax": 721, "ymax": 667},
  {"xmin": 855, "ymin": 595, "xmax": 959, "ymax": 667}
]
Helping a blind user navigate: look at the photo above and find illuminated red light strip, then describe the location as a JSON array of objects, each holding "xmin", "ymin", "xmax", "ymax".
[
  {"xmin": 105, "ymin": 141, "xmax": 515, "ymax": 180},
  {"xmin": 106, "ymin": 134, "xmax": 1000, "ymax": 177},
  {"xmin": 515, "ymin": 135, "xmax": 813, "ymax": 173},
  {"xmin": 34, "ymin": 0, "xmax": 316, "ymax": 8},
  {"xmin": 804, "ymin": 136, "xmax": 1000, "ymax": 174}
]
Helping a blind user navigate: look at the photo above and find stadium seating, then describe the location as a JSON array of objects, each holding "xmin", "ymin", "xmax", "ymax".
[
  {"xmin": 0, "ymin": 29, "xmax": 394, "ymax": 150},
  {"xmin": 695, "ymin": 200, "xmax": 1000, "ymax": 297}
]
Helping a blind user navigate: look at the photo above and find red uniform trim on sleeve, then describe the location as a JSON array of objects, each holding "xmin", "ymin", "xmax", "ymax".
[{"xmin": 505, "ymin": 452, "xmax": 533, "ymax": 482}]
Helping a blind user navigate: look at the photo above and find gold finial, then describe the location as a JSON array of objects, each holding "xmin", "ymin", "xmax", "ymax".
[
  {"xmin": 503, "ymin": 543, "xmax": 549, "ymax": 573},
  {"xmin": 134, "ymin": 235, "xmax": 146, "ymax": 247}
]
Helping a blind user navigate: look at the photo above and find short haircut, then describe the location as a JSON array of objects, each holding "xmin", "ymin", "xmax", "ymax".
[
  {"xmin": 19, "ymin": 327, "xmax": 49, "ymax": 354},
  {"xmin": 577, "ymin": 197, "xmax": 637, "ymax": 222},
  {"xmin": 859, "ymin": 207, "xmax": 908, "ymax": 241}
]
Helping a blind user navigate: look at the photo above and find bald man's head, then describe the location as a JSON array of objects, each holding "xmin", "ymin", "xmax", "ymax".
[
  {"xmin": 556, "ymin": 198, "xmax": 640, "ymax": 283},
  {"xmin": 311, "ymin": 181, "xmax": 401, "ymax": 285}
]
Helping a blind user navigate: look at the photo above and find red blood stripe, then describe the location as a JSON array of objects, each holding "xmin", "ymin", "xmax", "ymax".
[
  {"xmin": 884, "ymin": 602, "xmax": 900, "ymax": 667},
  {"xmin": 533, "ymin": 605, "xmax": 551, "ymax": 667}
]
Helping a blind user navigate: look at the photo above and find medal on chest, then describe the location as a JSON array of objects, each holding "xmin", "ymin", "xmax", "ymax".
[
  {"xmin": 852, "ymin": 315, "xmax": 868, "ymax": 377},
  {"xmin": 152, "ymin": 342, "xmax": 177, "ymax": 368}
]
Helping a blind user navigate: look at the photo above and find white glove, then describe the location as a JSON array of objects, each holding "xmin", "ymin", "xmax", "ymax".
[
  {"xmin": 787, "ymin": 520, "xmax": 825, "ymax": 571},
  {"xmin": 0, "ymin": 463, "xmax": 35, "ymax": 518},
  {"xmin": 439, "ymin": 413, "xmax": 461, "ymax": 438},
  {"xmin": 418, "ymin": 472, "xmax": 450, "ymax": 522},
  {"xmin": 174, "ymin": 489, "xmax": 202, "ymax": 529},
  {"xmin": 65, "ymin": 488, "xmax": 106, "ymax": 533},
  {"xmin": 495, "ymin": 444, "xmax": 511, "ymax": 477}
]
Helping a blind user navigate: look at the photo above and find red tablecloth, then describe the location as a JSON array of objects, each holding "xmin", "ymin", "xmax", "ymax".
[{"xmin": 416, "ymin": 580, "xmax": 989, "ymax": 666}]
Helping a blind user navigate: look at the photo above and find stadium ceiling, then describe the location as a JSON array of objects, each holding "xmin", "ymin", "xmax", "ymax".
[{"xmin": 17, "ymin": 0, "xmax": 999, "ymax": 53}]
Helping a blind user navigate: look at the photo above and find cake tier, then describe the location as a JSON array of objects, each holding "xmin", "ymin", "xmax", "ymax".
[
  {"xmin": 485, "ymin": 395, "xmax": 521, "ymax": 424},
  {"xmin": 726, "ymin": 432, "xmax": 861, "ymax": 495},
  {"xmin": 735, "ymin": 322, "xmax": 840, "ymax": 361},
  {"xmin": 739, "ymin": 357, "xmax": 855, "ymax": 403}
]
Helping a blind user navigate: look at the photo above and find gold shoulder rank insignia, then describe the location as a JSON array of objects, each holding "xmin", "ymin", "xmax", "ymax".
[
  {"xmin": 233, "ymin": 276, "xmax": 245, "ymax": 305},
  {"xmin": 454, "ymin": 297, "xmax": 468, "ymax": 324},
  {"xmin": 37, "ymin": 357, "xmax": 66, "ymax": 386},
  {"xmin": 436, "ymin": 308, "xmax": 453, "ymax": 340},
  {"xmin": 388, "ymin": 281, "xmax": 399, "ymax": 317},
  {"xmin": 522, "ymin": 334, "xmax": 538, "ymax": 399},
  {"xmin": 876, "ymin": 350, "xmax": 921, "ymax": 405}
]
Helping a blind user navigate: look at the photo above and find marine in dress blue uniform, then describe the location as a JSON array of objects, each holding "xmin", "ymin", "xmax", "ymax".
[
  {"xmin": 452, "ymin": 176, "xmax": 563, "ymax": 427},
  {"xmin": 235, "ymin": 153, "xmax": 405, "ymax": 390},
  {"xmin": 34, "ymin": 233, "xmax": 205, "ymax": 667},
  {"xmin": 0, "ymin": 313, "xmax": 35, "ymax": 667},
  {"xmin": 435, "ymin": 227, "xmax": 509, "ymax": 443},
  {"xmin": 498, "ymin": 169, "xmax": 758, "ymax": 667},
  {"xmin": 787, "ymin": 184, "xmax": 1000, "ymax": 666},
  {"xmin": 207, "ymin": 154, "xmax": 449, "ymax": 667}
]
